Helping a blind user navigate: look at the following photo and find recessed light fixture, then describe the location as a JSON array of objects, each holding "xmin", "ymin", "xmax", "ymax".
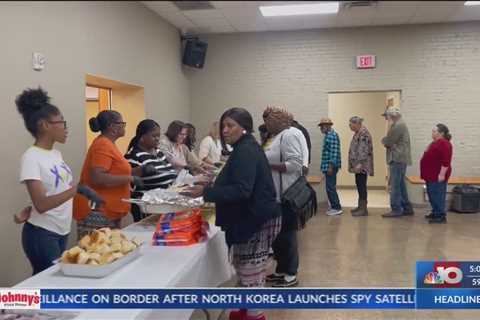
[
  {"xmin": 259, "ymin": 2, "xmax": 339, "ymax": 17},
  {"xmin": 464, "ymin": 1, "xmax": 480, "ymax": 5}
]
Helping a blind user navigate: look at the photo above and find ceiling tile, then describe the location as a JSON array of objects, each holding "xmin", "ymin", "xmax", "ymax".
[
  {"xmin": 142, "ymin": 1, "xmax": 179, "ymax": 14},
  {"xmin": 142, "ymin": 1, "xmax": 480, "ymax": 34},
  {"xmin": 190, "ymin": 17, "xmax": 232, "ymax": 27},
  {"xmin": 210, "ymin": 1, "xmax": 263, "ymax": 8},
  {"xmin": 182, "ymin": 9, "xmax": 225, "ymax": 20},
  {"xmin": 263, "ymin": 16, "xmax": 307, "ymax": 30},
  {"xmin": 448, "ymin": 6, "xmax": 480, "ymax": 22},
  {"xmin": 337, "ymin": 6, "xmax": 374, "ymax": 27},
  {"xmin": 160, "ymin": 12, "xmax": 196, "ymax": 28},
  {"xmin": 220, "ymin": 6, "xmax": 261, "ymax": 19},
  {"xmin": 207, "ymin": 24, "xmax": 237, "ymax": 33},
  {"xmin": 410, "ymin": 6, "xmax": 461, "ymax": 24},
  {"xmin": 414, "ymin": 1, "xmax": 465, "ymax": 7},
  {"xmin": 303, "ymin": 16, "xmax": 338, "ymax": 29},
  {"xmin": 233, "ymin": 22, "xmax": 270, "ymax": 32}
]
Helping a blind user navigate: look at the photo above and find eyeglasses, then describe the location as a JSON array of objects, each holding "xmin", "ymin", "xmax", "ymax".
[
  {"xmin": 113, "ymin": 121, "xmax": 127, "ymax": 126},
  {"xmin": 48, "ymin": 120, "xmax": 67, "ymax": 128}
]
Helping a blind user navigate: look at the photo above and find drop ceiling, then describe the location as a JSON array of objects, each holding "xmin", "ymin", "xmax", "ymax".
[{"xmin": 141, "ymin": 1, "xmax": 480, "ymax": 34}]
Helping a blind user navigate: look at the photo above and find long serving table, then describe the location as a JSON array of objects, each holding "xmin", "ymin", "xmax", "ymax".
[{"xmin": 14, "ymin": 218, "xmax": 235, "ymax": 320}]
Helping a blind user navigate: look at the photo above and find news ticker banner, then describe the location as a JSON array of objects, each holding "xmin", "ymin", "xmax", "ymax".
[
  {"xmin": 2, "ymin": 261, "xmax": 480, "ymax": 310},
  {"xmin": 0, "ymin": 288, "xmax": 414, "ymax": 310}
]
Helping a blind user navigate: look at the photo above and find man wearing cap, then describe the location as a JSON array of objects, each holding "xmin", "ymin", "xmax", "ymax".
[
  {"xmin": 319, "ymin": 118, "xmax": 342, "ymax": 215},
  {"xmin": 381, "ymin": 107, "xmax": 414, "ymax": 217}
]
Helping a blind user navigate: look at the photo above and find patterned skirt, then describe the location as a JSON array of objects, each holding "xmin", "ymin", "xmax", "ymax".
[
  {"xmin": 231, "ymin": 216, "xmax": 282, "ymax": 287},
  {"xmin": 76, "ymin": 211, "xmax": 121, "ymax": 241}
]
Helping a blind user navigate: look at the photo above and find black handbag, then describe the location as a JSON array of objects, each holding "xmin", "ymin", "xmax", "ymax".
[{"xmin": 279, "ymin": 135, "xmax": 318, "ymax": 230}]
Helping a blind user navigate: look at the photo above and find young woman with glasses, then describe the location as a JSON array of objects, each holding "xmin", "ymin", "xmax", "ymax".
[{"xmin": 15, "ymin": 87, "xmax": 103, "ymax": 275}]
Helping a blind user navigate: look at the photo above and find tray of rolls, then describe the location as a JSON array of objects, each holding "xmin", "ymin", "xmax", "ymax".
[{"xmin": 59, "ymin": 228, "xmax": 143, "ymax": 278}]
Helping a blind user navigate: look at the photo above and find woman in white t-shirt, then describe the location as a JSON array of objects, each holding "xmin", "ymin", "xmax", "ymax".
[
  {"xmin": 198, "ymin": 121, "xmax": 223, "ymax": 165},
  {"xmin": 15, "ymin": 88, "xmax": 102, "ymax": 275}
]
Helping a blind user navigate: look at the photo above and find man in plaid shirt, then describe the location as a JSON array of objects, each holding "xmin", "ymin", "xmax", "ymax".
[{"xmin": 319, "ymin": 118, "xmax": 343, "ymax": 215}]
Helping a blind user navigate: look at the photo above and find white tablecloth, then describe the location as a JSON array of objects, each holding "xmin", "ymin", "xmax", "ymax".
[{"xmin": 15, "ymin": 221, "xmax": 235, "ymax": 320}]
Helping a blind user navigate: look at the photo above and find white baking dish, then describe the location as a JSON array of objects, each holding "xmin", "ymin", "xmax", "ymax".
[{"xmin": 58, "ymin": 246, "xmax": 142, "ymax": 278}]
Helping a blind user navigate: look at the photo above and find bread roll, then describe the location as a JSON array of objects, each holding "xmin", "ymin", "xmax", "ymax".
[
  {"xmin": 98, "ymin": 227, "xmax": 112, "ymax": 238},
  {"xmin": 110, "ymin": 243, "xmax": 122, "ymax": 252},
  {"xmin": 120, "ymin": 240, "xmax": 135, "ymax": 254},
  {"xmin": 61, "ymin": 228, "xmax": 138, "ymax": 266},
  {"xmin": 87, "ymin": 252, "xmax": 101, "ymax": 263},
  {"xmin": 88, "ymin": 260, "xmax": 99, "ymax": 266},
  {"xmin": 77, "ymin": 251, "xmax": 89, "ymax": 264},
  {"xmin": 79, "ymin": 235, "xmax": 91, "ymax": 250},
  {"xmin": 95, "ymin": 243, "xmax": 111, "ymax": 255},
  {"xmin": 111, "ymin": 252, "xmax": 124, "ymax": 261}
]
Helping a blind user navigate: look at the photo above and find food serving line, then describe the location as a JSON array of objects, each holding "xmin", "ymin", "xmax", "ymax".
[{"xmin": 14, "ymin": 188, "xmax": 235, "ymax": 320}]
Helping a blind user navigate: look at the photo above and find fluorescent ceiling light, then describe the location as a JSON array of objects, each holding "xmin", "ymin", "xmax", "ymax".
[
  {"xmin": 260, "ymin": 2, "xmax": 339, "ymax": 17},
  {"xmin": 464, "ymin": 1, "xmax": 480, "ymax": 5}
]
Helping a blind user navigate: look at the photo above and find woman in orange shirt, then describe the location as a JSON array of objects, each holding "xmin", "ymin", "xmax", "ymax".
[{"xmin": 73, "ymin": 110, "xmax": 154, "ymax": 238}]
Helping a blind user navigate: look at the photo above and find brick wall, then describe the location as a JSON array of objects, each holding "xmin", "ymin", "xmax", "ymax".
[{"xmin": 190, "ymin": 22, "xmax": 480, "ymax": 186}]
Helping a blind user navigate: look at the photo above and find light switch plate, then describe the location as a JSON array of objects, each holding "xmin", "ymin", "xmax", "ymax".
[{"xmin": 32, "ymin": 52, "xmax": 46, "ymax": 71}]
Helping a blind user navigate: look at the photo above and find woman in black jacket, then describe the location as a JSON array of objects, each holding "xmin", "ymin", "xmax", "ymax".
[{"xmin": 183, "ymin": 108, "xmax": 281, "ymax": 320}]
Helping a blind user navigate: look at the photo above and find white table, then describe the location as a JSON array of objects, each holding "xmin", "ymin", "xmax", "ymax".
[{"xmin": 15, "ymin": 220, "xmax": 235, "ymax": 320}]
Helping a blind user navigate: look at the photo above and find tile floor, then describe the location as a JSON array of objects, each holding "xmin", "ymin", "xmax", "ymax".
[{"xmin": 197, "ymin": 204, "xmax": 480, "ymax": 320}]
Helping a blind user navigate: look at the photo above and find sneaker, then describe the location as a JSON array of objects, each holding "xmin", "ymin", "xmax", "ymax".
[
  {"xmin": 403, "ymin": 207, "xmax": 415, "ymax": 216},
  {"xmin": 272, "ymin": 276, "xmax": 299, "ymax": 287},
  {"xmin": 266, "ymin": 273, "xmax": 284, "ymax": 283},
  {"xmin": 424, "ymin": 213, "xmax": 434, "ymax": 219},
  {"xmin": 326, "ymin": 209, "xmax": 343, "ymax": 216},
  {"xmin": 428, "ymin": 216, "xmax": 447, "ymax": 224}
]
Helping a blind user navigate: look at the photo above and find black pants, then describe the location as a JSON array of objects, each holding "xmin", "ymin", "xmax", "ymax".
[
  {"xmin": 355, "ymin": 173, "xmax": 368, "ymax": 201},
  {"xmin": 22, "ymin": 222, "xmax": 68, "ymax": 275},
  {"xmin": 131, "ymin": 203, "xmax": 149, "ymax": 223},
  {"xmin": 272, "ymin": 204, "xmax": 299, "ymax": 276}
]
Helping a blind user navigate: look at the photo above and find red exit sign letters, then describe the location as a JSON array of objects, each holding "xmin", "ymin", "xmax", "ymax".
[{"xmin": 356, "ymin": 55, "xmax": 376, "ymax": 69}]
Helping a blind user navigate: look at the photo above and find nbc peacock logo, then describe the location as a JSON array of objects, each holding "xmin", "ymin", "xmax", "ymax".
[{"xmin": 423, "ymin": 262, "xmax": 463, "ymax": 288}]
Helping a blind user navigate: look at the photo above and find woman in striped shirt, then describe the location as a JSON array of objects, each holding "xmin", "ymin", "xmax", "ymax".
[{"xmin": 125, "ymin": 119, "xmax": 177, "ymax": 222}]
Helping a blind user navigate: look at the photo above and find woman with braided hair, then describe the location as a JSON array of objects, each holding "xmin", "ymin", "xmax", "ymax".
[{"xmin": 125, "ymin": 119, "xmax": 177, "ymax": 222}]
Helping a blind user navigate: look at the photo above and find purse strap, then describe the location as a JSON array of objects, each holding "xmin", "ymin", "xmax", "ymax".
[{"xmin": 279, "ymin": 134, "xmax": 284, "ymax": 195}]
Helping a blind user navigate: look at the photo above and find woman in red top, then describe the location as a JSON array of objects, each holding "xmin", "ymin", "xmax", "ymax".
[{"xmin": 420, "ymin": 124, "xmax": 453, "ymax": 224}]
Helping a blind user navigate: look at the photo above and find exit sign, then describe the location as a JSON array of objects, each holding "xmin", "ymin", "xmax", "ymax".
[{"xmin": 356, "ymin": 55, "xmax": 376, "ymax": 69}]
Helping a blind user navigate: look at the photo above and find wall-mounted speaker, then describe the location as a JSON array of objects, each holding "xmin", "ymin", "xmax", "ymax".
[{"xmin": 182, "ymin": 39, "xmax": 208, "ymax": 69}]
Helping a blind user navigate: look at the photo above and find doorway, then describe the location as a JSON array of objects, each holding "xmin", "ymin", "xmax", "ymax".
[
  {"xmin": 84, "ymin": 74, "xmax": 146, "ymax": 154},
  {"xmin": 327, "ymin": 90, "xmax": 401, "ymax": 208}
]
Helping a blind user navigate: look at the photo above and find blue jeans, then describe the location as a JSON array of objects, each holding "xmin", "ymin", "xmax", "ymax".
[
  {"xmin": 22, "ymin": 222, "xmax": 68, "ymax": 275},
  {"xmin": 325, "ymin": 167, "xmax": 341, "ymax": 210},
  {"xmin": 389, "ymin": 162, "xmax": 412, "ymax": 213},
  {"xmin": 426, "ymin": 181, "xmax": 447, "ymax": 218}
]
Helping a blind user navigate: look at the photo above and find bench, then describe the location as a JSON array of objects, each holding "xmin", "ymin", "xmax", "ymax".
[
  {"xmin": 406, "ymin": 176, "xmax": 480, "ymax": 185},
  {"xmin": 307, "ymin": 175, "xmax": 323, "ymax": 185},
  {"xmin": 406, "ymin": 176, "xmax": 480, "ymax": 202}
]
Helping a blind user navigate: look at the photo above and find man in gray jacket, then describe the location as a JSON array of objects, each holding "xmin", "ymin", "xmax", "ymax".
[{"xmin": 381, "ymin": 107, "xmax": 415, "ymax": 217}]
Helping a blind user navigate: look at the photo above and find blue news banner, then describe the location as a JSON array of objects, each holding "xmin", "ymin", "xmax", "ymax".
[
  {"xmin": 17, "ymin": 261, "xmax": 480, "ymax": 310},
  {"xmin": 39, "ymin": 289, "xmax": 414, "ymax": 309}
]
